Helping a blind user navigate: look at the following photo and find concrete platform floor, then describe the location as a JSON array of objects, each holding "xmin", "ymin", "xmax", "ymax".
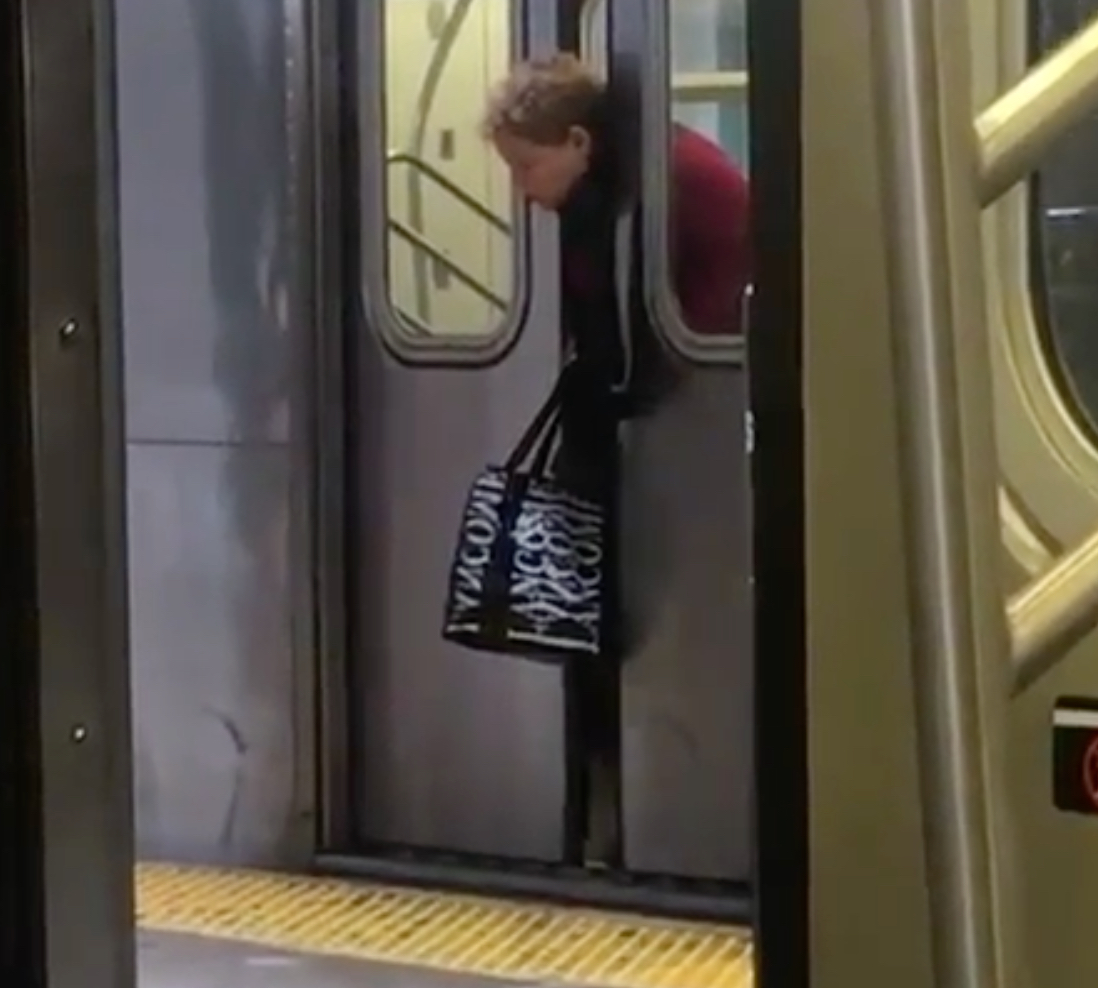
[{"xmin": 138, "ymin": 930, "xmax": 552, "ymax": 988}]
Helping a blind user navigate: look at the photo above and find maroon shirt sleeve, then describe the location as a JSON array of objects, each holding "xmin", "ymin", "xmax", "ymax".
[{"xmin": 669, "ymin": 129, "xmax": 752, "ymax": 336}]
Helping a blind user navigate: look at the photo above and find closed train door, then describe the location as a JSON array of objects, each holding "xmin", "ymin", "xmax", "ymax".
[
  {"xmin": 340, "ymin": 0, "xmax": 565, "ymax": 864},
  {"xmin": 327, "ymin": 0, "xmax": 757, "ymax": 907},
  {"xmin": 583, "ymin": 0, "xmax": 754, "ymax": 884}
]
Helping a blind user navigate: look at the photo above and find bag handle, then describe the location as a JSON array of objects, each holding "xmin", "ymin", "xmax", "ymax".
[
  {"xmin": 528, "ymin": 404, "xmax": 563, "ymax": 480},
  {"xmin": 503, "ymin": 370, "xmax": 567, "ymax": 474}
]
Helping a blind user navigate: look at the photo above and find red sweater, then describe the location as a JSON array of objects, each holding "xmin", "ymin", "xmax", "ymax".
[
  {"xmin": 559, "ymin": 124, "xmax": 751, "ymax": 365},
  {"xmin": 668, "ymin": 126, "xmax": 751, "ymax": 336}
]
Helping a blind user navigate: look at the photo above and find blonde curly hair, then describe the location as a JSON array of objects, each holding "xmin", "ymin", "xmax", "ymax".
[{"xmin": 481, "ymin": 53, "xmax": 606, "ymax": 145}]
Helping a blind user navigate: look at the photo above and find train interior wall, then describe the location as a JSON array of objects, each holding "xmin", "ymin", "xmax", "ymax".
[
  {"xmin": 981, "ymin": 0, "xmax": 1098, "ymax": 983},
  {"xmin": 806, "ymin": 0, "xmax": 1098, "ymax": 984},
  {"xmin": 119, "ymin": 0, "xmax": 754, "ymax": 879},
  {"xmin": 802, "ymin": 4, "xmax": 932, "ymax": 984}
]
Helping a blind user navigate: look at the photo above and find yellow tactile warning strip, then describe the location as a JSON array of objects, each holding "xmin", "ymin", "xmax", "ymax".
[{"xmin": 136, "ymin": 863, "xmax": 753, "ymax": 988}]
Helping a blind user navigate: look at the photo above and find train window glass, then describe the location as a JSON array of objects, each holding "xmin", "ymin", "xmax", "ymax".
[
  {"xmin": 1033, "ymin": 0, "xmax": 1098, "ymax": 427},
  {"xmin": 663, "ymin": 0, "xmax": 749, "ymax": 349},
  {"xmin": 668, "ymin": 0, "xmax": 749, "ymax": 163},
  {"xmin": 581, "ymin": 0, "xmax": 749, "ymax": 356},
  {"xmin": 581, "ymin": 1, "xmax": 747, "ymax": 162},
  {"xmin": 581, "ymin": 0, "xmax": 607, "ymax": 66},
  {"xmin": 377, "ymin": 0, "xmax": 524, "ymax": 349}
]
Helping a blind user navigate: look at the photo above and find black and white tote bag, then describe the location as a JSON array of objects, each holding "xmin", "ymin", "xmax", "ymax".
[{"xmin": 441, "ymin": 373, "xmax": 608, "ymax": 662}]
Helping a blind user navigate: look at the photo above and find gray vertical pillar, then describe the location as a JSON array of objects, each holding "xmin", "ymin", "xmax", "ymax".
[
  {"xmin": 866, "ymin": 2, "xmax": 1027, "ymax": 988},
  {"xmin": 21, "ymin": 0, "xmax": 136, "ymax": 984}
]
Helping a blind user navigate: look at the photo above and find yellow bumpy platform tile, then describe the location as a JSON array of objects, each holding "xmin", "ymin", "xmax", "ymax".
[{"xmin": 136, "ymin": 863, "xmax": 753, "ymax": 988}]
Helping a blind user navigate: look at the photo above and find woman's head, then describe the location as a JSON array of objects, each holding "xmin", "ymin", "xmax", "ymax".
[{"xmin": 482, "ymin": 53, "xmax": 606, "ymax": 210}]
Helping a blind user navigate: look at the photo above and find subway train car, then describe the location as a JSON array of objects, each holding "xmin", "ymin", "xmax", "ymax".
[{"xmin": 8, "ymin": 0, "xmax": 1098, "ymax": 984}]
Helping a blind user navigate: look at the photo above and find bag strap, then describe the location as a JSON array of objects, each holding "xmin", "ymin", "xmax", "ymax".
[
  {"xmin": 503, "ymin": 371, "xmax": 566, "ymax": 473},
  {"xmin": 528, "ymin": 404, "xmax": 563, "ymax": 480}
]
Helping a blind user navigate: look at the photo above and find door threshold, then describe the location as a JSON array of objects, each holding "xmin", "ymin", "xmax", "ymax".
[{"xmin": 313, "ymin": 849, "xmax": 752, "ymax": 925}]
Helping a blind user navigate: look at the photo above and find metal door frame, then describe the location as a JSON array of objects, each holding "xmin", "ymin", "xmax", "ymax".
[
  {"xmin": 746, "ymin": 0, "xmax": 806, "ymax": 979},
  {"xmin": 16, "ymin": 0, "xmax": 136, "ymax": 984}
]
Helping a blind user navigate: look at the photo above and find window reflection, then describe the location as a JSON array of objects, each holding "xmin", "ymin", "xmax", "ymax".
[{"xmin": 1034, "ymin": 0, "xmax": 1098, "ymax": 425}]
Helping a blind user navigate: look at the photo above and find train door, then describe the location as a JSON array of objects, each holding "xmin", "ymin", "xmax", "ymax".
[
  {"xmin": 581, "ymin": 0, "xmax": 754, "ymax": 884},
  {"xmin": 341, "ymin": 0, "xmax": 567, "ymax": 863},
  {"xmin": 3, "ymin": 0, "xmax": 135, "ymax": 982},
  {"xmin": 334, "ymin": 0, "xmax": 758, "ymax": 899}
]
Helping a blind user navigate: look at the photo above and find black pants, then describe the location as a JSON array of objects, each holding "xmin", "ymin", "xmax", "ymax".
[{"xmin": 555, "ymin": 408, "xmax": 623, "ymax": 861}]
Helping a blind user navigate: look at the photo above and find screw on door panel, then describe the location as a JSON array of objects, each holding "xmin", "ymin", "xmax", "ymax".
[{"xmin": 59, "ymin": 318, "xmax": 79, "ymax": 344}]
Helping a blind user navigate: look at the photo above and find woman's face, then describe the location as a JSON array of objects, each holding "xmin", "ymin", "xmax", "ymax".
[{"xmin": 492, "ymin": 127, "xmax": 592, "ymax": 209}]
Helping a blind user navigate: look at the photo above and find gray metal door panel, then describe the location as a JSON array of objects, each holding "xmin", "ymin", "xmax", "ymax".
[
  {"xmin": 115, "ymin": 0, "xmax": 311, "ymax": 866},
  {"xmin": 345, "ymin": 0, "xmax": 569, "ymax": 861},
  {"xmin": 605, "ymin": 0, "xmax": 754, "ymax": 882},
  {"xmin": 619, "ymin": 371, "xmax": 753, "ymax": 880},
  {"xmin": 353, "ymin": 335, "xmax": 569, "ymax": 860},
  {"xmin": 128, "ymin": 442, "xmax": 299, "ymax": 865},
  {"xmin": 117, "ymin": 0, "xmax": 291, "ymax": 446}
]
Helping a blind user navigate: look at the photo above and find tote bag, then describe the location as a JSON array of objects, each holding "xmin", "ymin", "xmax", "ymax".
[{"xmin": 441, "ymin": 373, "xmax": 608, "ymax": 662}]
